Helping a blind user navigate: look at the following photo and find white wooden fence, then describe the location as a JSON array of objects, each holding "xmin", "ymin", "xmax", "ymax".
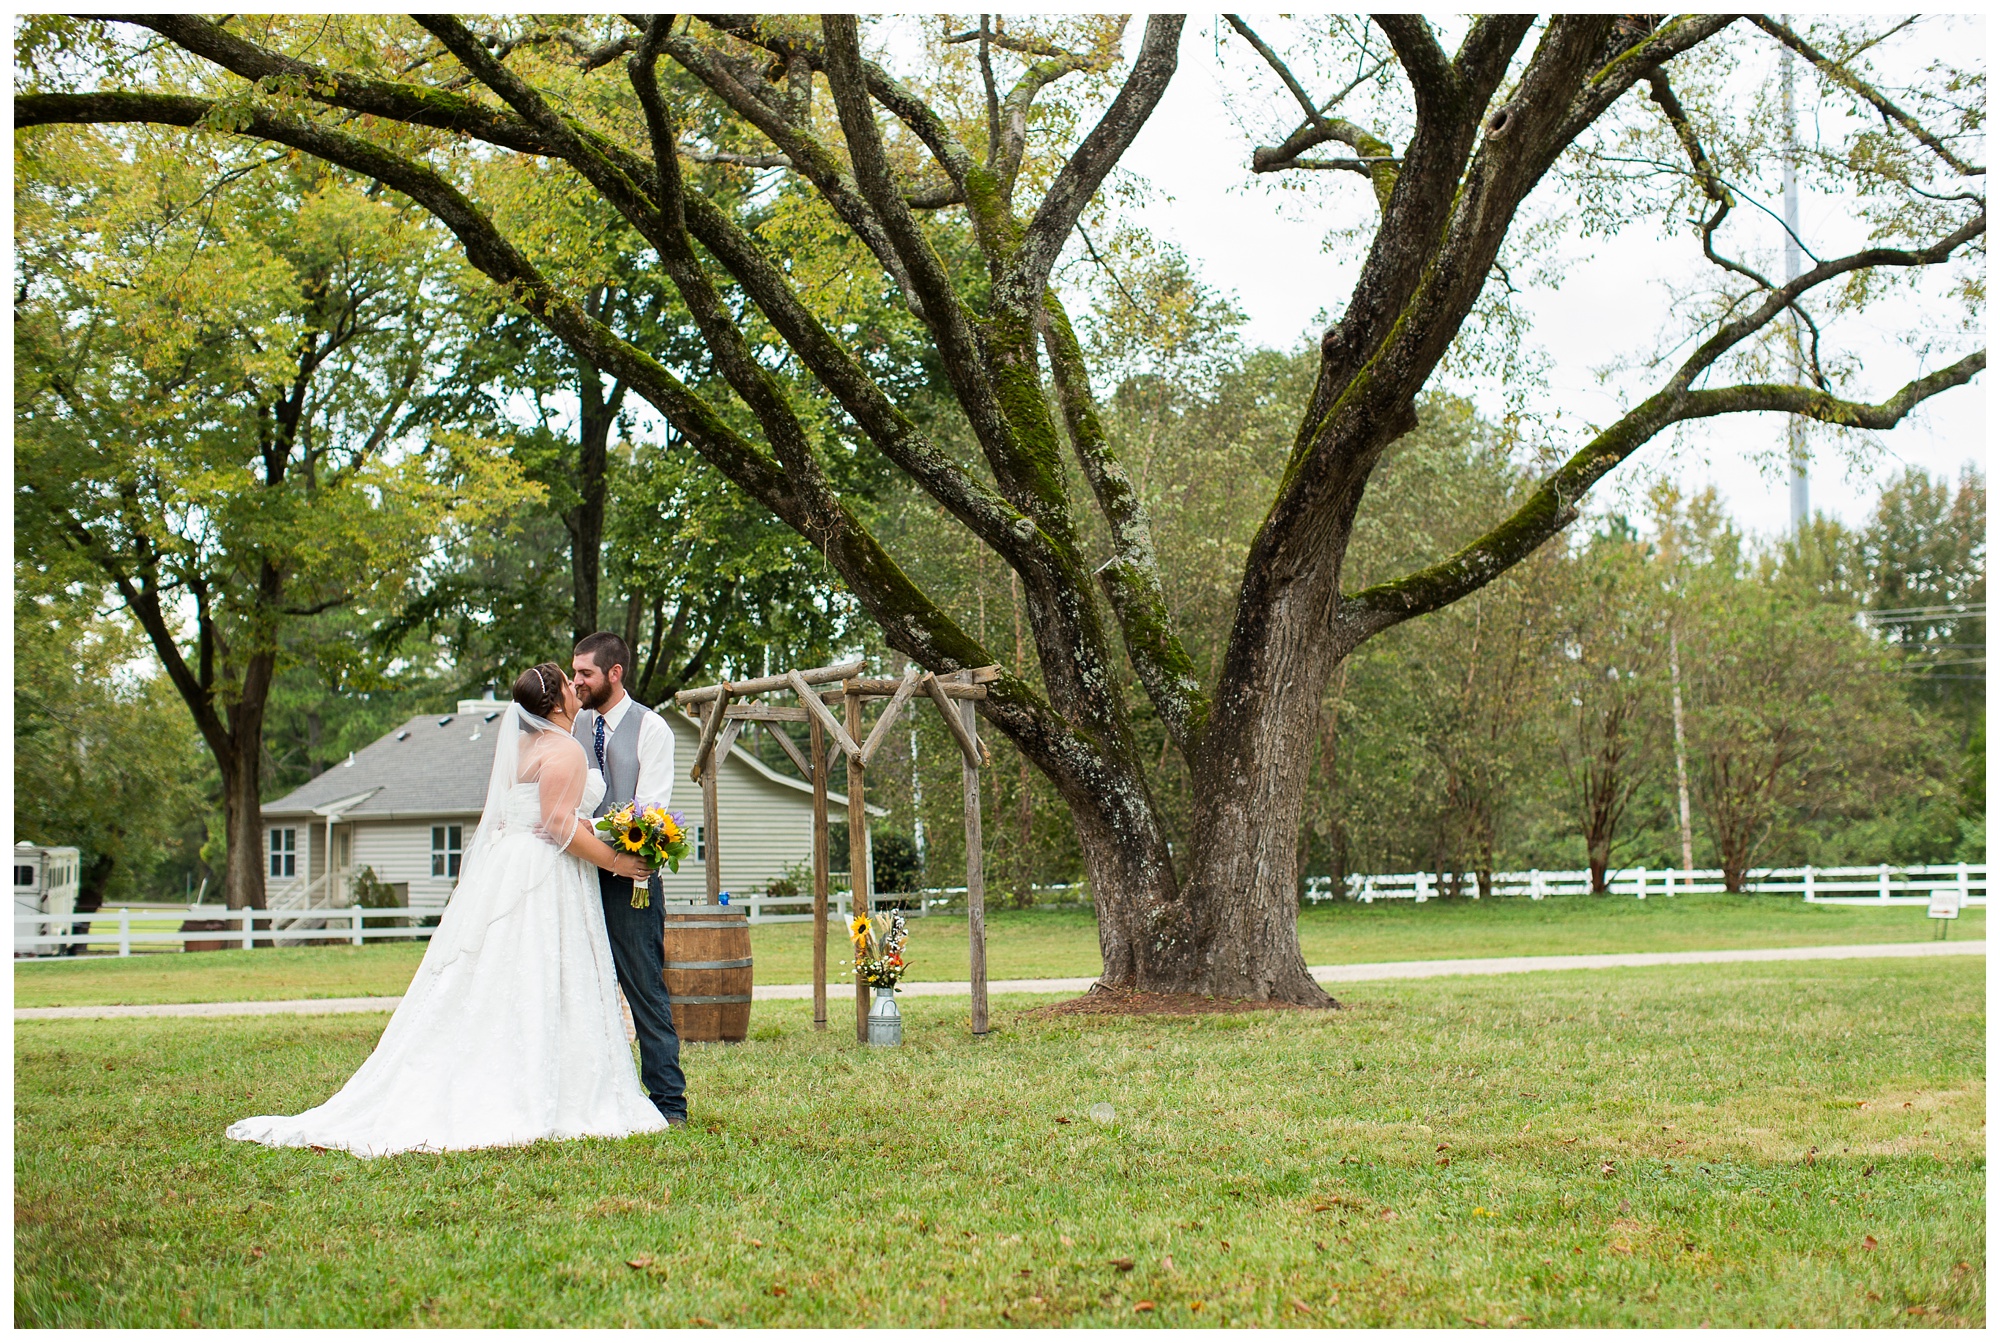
[
  {"xmin": 10, "ymin": 882, "xmax": 1093, "ymax": 955},
  {"xmin": 19, "ymin": 867, "xmax": 1977, "ymax": 958},
  {"xmin": 11, "ymin": 906, "xmax": 436, "ymax": 957},
  {"xmin": 1307, "ymin": 862, "xmax": 1987, "ymax": 906}
]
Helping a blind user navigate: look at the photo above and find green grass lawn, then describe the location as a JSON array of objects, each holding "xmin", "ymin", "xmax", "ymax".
[
  {"xmin": 13, "ymin": 895, "xmax": 1980, "ymax": 1009},
  {"xmin": 13, "ymin": 958, "xmax": 1982, "ymax": 1327}
]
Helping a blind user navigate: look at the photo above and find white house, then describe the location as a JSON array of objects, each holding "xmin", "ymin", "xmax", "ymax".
[{"xmin": 260, "ymin": 693, "xmax": 876, "ymax": 915}]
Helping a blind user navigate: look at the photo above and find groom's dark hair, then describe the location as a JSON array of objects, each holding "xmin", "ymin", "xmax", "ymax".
[{"xmin": 573, "ymin": 631, "xmax": 631, "ymax": 682}]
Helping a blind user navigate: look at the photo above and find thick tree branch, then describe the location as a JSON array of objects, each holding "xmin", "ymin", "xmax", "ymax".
[
  {"xmin": 1340, "ymin": 350, "xmax": 1985, "ymax": 642},
  {"xmin": 1000, "ymin": 15, "xmax": 1183, "ymax": 312},
  {"xmin": 1042, "ymin": 295, "xmax": 1208, "ymax": 750},
  {"xmin": 1372, "ymin": 15, "xmax": 1456, "ymax": 119},
  {"xmin": 818, "ymin": 16, "xmax": 1034, "ymax": 513},
  {"xmin": 1751, "ymin": 14, "xmax": 1984, "ymax": 177},
  {"xmin": 661, "ymin": 28, "xmax": 929, "ymax": 320},
  {"xmin": 1230, "ymin": 17, "xmax": 1399, "ymax": 209}
]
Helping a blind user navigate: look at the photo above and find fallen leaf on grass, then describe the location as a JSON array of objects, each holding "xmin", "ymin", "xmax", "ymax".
[
  {"xmin": 690, "ymin": 1317, "xmax": 717, "ymax": 1328},
  {"xmin": 1599, "ymin": 1161, "xmax": 1616, "ymax": 1176},
  {"xmin": 1109, "ymin": 1257, "xmax": 1134, "ymax": 1271},
  {"xmin": 1866, "ymin": 1291, "xmax": 1882, "ymax": 1302},
  {"xmin": 747, "ymin": 1238, "xmax": 764, "ymax": 1248},
  {"xmin": 768, "ymin": 1286, "xmax": 788, "ymax": 1297},
  {"xmin": 1378, "ymin": 1209, "xmax": 1397, "ymax": 1221},
  {"xmin": 1435, "ymin": 1156, "xmax": 1451, "ymax": 1168},
  {"xmin": 1862, "ymin": 1165, "xmax": 1874, "ymax": 1178},
  {"xmin": 1290, "ymin": 1298, "xmax": 1314, "ymax": 1314},
  {"xmin": 246, "ymin": 1247, "xmax": 266, "ymax": 1261},
  {"xmin": 1029, "ymin": 1295, "xmax": 1045, "ymax": 1305},
  {"xmin": 626, "ymin": 1255, "xmax": 655, "ymax": 1270},
  {"xmin": 1060, "ymin": 1235, "xmax": 1074, "ymax": 1247},
  {"xmin": 1862, "ymin": 1236, "xmax": 1878, "ymax": 1251},
  {"xmin": 1189, "ymin": 1301, "xmax": 1205, "ymax": 1312},
  {"xmin": 309, "ymin": 1145, "xmax": 328, "ymax": 1155},
  {"xmin": 1162, "ymin": 1254, "xmax": 1175, "ymax": 1272},
  {"xmin": 1054, "ymin": 1117, "xmax": 1071, "ymax": 1125},
  {"xmin": 1134, "ymin": 1301, "xmax": 1155, "ymax": 1312}
]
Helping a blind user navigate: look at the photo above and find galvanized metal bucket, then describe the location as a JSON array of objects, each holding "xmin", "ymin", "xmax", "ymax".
[{"xmin": 866, "ymin": 985, "xmax": 903, "ymax": 1046}]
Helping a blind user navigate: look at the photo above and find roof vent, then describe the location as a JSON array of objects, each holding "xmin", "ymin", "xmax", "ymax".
[
  {"xmin": 436, "ymin": 715, "xmax": 454, "ymax": 727},
  {"xmin": 395, "ymin": 730, "xmax": 411, "ymax": 742},
  {"xmin": 342, "ymin": 751, "xmax": 356, "ymax": 768},
  {"xmin": 484, "ymin": 711, "xmax": 500, "ymax": 722}
]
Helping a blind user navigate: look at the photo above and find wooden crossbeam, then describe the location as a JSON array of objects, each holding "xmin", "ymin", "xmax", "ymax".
[
  {"xmin": 760, "ymin": 719, "xmax": 813, "ymax": 780},
  {"xmin": 677, "ymin": 657, "xmax": 864, "ymax": 704},
  {"xmin": 925, "ymin": 671, "xmax": 989, "ymax": 767},
  {"xmin": 725, "ymin": 703, "xmax": 810, "ymax": 722},
  {"xmin": 858, "ymin": 664, "xmax": 925, "ymax": 767},
  {"xmin": 689, "ymin": 689, "xmax": 732, "ymax": 782},
  {"xmin": 843, "ymin": 676, "xmax": 990, "ymax": 700},
  {"xmin": 789, "ymin": 670, "xmax": 861, "ymax": 758}
]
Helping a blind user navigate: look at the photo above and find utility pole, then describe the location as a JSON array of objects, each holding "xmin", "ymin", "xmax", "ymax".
[
  {"xmin": 1669, "ymin": 627, "xmax": 1696, "ymax": 874},
  {"xmin": 1782, "ymin": 18, "xmax": 1809, "ymax": 534}
]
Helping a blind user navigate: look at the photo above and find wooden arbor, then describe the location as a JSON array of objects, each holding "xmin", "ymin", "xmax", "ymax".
[{"xmin": 675, "ymin": 659, "xmax": 1000, "ymax": 1039}]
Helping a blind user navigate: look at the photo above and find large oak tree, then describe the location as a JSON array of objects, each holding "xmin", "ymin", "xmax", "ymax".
[{"xmin": 17, "ymin": 14, "xmax": 1982, "ymax": 995}]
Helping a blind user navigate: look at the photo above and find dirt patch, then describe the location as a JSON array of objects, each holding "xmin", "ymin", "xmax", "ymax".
[{"xmin": 1017, "ymin": 982, "xmax": 1339, "ymax": 1020}]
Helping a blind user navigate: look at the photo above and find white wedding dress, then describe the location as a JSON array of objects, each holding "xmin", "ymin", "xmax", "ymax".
[{"xmin": 228, "ymin": 713, "xmax": 667, "ymax": 1157}]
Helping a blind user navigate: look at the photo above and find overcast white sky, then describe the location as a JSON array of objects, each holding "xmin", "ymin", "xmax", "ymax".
[{"xmin": 1105, "ymin": 16, "xmax": 1987, "ymax": 539}]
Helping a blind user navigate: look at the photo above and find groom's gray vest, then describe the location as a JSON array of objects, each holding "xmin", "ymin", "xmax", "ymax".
[{"xmin": 574, "ymin": 701, "xmax": 654, "ymax": 817}]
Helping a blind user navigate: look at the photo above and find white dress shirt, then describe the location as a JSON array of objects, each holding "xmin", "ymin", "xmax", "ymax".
[{"xmin": 597, "ymin": 692, "xmax": 676, "ymax": 809}]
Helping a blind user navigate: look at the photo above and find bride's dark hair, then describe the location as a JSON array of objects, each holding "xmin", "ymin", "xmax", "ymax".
[{"xmin": 510, "ymin": 662, "xmax": 567, "ymax": 719}]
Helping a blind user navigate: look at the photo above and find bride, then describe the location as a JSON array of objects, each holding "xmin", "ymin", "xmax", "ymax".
[{"xmin": 229, "ymin": 663, "xmax": 670, "ymax": 1157}]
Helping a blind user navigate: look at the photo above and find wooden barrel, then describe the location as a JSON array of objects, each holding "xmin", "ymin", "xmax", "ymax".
[{"xmin": 661, "ymin": 907, "xmax": 752, "ymax": 1043}]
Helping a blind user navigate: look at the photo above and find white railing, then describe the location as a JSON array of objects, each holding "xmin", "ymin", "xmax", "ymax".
[
  {"xmin": 1305, "ymin": 862, "xmax": 1987, "ymax": 906},
  {"xmin": 12, "ymin": 905, "xmax": 437, "ymax": 957}
]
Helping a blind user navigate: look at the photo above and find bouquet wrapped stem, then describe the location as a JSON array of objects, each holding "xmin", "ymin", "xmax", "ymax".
[{"xmin": 594, "ymin": 803, "xmax": 689, "ymax": 908}]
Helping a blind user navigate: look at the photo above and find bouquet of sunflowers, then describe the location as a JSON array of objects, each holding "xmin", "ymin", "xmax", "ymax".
[
  {"xmin": 846, "ymin": 909, "xmax": 910, "ymax": 988},
  {"xmin": 594, "ymin": 801, "xmax": 688, "ymax": 908}
]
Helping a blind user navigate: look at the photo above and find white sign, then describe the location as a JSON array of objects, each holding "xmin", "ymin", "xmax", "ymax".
[{"xmin": 1928, "ymin": 889, "xmax": 1962, "ymax": 920}]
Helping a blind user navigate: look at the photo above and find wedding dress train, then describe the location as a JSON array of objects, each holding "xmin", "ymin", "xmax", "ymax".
[{"xmin": 228, "ymin": 711, "xmax": 666, "ymax": 1157}]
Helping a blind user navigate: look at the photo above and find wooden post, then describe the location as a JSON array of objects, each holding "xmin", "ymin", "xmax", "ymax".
[
  {"xmin": 846, "ymin": 684, "xmax": 871, "ymax": 1043},
  {"xmin": 810, "ymin": 713, "xmax": 829, "ymax": 1032},
  {"xmin": 960, "ymin": 673, "xmax": 989, "ymax": 1036},
  {"xmin": 702, "ymin": 699, "xmax": 723, "ymax": 905}
]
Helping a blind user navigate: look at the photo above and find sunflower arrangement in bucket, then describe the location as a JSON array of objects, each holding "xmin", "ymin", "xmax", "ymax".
[
  {"xmin": 594, "ymin": 802, "xmax": 689, "ymax": 907},
  {"xmin": 846, "ymin": 909, "xmax": 910, "ymax": 988}
]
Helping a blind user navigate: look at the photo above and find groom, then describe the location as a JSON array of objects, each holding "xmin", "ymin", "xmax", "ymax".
[{"xmin": 571, "ymin": 631, "xmax": 688, "ymax": 1127}]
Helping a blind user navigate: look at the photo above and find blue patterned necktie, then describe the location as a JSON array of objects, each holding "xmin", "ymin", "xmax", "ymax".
[{"xmin": 593, "ymin": 711, "xmax": 607, "ymax": 770}]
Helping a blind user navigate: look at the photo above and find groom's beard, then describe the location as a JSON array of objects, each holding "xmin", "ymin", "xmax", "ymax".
[{"xmin": 576, "ymin": 680, "xmax": 609, "ymax": 712}]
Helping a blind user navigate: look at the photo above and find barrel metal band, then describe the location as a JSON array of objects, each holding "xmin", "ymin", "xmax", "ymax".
[
  {"xmin": 666, "ymin": 957, "xmax": 753, "ymax": 970},
  {"xmin": 667, "ymin": 993, "xmax": 754, "ymax": 1004}
]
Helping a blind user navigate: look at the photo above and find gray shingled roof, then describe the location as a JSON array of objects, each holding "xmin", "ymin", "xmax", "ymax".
[{"xmin": 262, "ymin": 710, "xmax": 506, "ymax": 819}]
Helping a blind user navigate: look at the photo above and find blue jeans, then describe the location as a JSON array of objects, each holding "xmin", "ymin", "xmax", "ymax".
[{"xmin": 597, "ymin": 870, "xmax": 687, "ymax": 1121}]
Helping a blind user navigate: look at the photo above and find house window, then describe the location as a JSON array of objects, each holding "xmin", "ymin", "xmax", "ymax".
[
  {"xmin": 14, "ymin": 865, "xmax": 35, "ymax": 888},
  {"xmin": 269, "ymin": 829, "xmax": 296, "ymax": 878},
  {"xmin": 695, "ymin": 824, "xmax": 706, "ymax": 861},
  {"xmin": 336, "ymin": 831, "xmax": 352, "ymax": 870},
  {"xmin": 432, "ymin": 825, "xmax": 463, "ymax": 879}
]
